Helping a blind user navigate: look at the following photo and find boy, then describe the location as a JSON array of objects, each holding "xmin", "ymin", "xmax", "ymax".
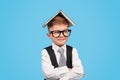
[{"xmin": 41, "ymin": 10, "xmax": 84, "ymax": 80}]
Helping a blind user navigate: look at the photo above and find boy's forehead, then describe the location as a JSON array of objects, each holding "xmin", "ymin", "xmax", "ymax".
[{"xmin": 42, "ymin": 10, "xmax": 75, "ymax": 28}]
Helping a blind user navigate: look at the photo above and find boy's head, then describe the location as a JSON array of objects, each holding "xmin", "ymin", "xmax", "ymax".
[
  {"xmin": 43, "ymin": 10, "xmax": 75, "ymax": 47},
  {"xmin": 47, "ymin": 14, "xmax": 71, "ymax": 47}
]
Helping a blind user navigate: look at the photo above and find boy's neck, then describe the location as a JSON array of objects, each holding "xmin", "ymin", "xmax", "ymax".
[{"xmin": 52, "ymin": 43, "xmax": 66, "ymax": 48}]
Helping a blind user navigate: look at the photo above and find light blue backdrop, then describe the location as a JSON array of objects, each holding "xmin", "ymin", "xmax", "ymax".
[{"xmin": 0, "ymin": 0, "xmax": 120, "ymax": 80}]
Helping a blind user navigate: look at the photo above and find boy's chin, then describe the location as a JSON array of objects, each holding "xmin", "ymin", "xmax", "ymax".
[{"xmin": 57, "ymin": 42, "xmax": 66, "ymax": 47}]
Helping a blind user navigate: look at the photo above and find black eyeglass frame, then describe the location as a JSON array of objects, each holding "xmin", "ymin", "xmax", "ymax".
[{"xmin": 49, "ymin": 29, "xmax": 71, "ymax": 38}]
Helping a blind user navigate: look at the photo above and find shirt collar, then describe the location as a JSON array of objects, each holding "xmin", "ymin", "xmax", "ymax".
[{"xmin": 52, "ymin": 43, "xmax": 66, "ymax": 52}]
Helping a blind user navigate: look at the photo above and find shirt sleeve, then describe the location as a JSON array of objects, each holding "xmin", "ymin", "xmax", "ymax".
[
  {"xmin": 60, "ymin": 48, "xmax": 85, "ymax": 80},
  {"xmin": 41, "ymin": 49, "xmax": 69, "ymax": 79}
]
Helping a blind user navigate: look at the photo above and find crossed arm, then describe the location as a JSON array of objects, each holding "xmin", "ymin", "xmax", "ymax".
[{"xmin": 41, "ymin": 48, "xmax": 84, "ymax": 80}]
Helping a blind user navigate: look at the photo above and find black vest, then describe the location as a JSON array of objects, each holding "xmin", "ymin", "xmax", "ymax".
[{"xmin": 45, "ymin": 45, "xmax": 73, "ymax": 68}]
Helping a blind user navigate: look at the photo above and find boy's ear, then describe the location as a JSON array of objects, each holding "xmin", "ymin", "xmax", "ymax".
[{"xmin": 47, "ymin": 33, "xmax": 51, "ymax": 38}]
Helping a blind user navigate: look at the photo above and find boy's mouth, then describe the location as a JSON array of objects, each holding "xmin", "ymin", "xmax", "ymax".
[{"xmin": 58, "ymin": 38, "xmax": 66, "ymax": 41}]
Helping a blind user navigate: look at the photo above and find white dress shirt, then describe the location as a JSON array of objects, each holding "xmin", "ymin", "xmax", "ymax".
[{"xmin": 41, "ymin": 43, "xmax": 84, "ymax": 80}]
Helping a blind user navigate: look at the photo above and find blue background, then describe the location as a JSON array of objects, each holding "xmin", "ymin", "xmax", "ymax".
[{"xmin": 0, "ymin": 0, "xmax": 120, "ymax": 80}]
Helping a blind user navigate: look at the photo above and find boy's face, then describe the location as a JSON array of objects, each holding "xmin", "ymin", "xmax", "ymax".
[{"xmin": 47, "ymin": 24, "xmax": 69, "ymax": 47}]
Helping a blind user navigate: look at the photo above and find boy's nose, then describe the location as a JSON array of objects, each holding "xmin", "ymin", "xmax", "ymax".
[{"xmin": 59, "ymin": 32, "xmax": 64, "ymax": 37}]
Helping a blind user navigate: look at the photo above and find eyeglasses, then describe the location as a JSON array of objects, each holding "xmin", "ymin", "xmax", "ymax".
[{"xmin": 49, "ymin": 29, "xmax": 71, "ymax": 38}]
